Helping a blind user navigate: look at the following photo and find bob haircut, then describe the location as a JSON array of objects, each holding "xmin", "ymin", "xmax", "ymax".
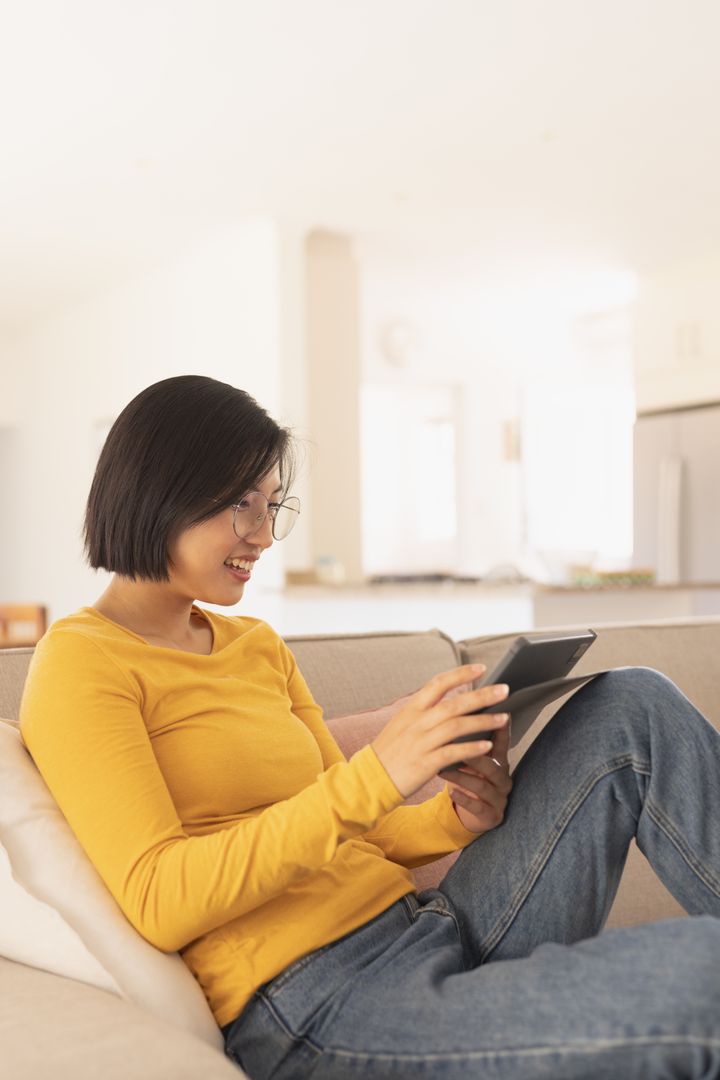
[{"xmin": 83, "ymin": 375, "xmax": 298, "ymax": 582}]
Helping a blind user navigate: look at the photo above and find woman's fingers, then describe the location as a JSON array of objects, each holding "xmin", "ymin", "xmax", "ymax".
[
  {"xmin": 372, "ymin": 663, "xmax": 514, "ymax": 798},
  {"xmin": 412, "ymin": 663, "xmax": 487, "ymax": 711},
  {"xmin": 437, "ymin": 710, "xmax": 510, "ymax": 751},
  {"xmin": 446, "ymin": 768, "xmax": 512, "ymax": 830},
  {"xmin": 487, "ymin": 710, "xmax": 511, "ymax": 765},
  {"xmin": 443, "ymin": 757, "xmax": 512, "ymax": 798},
  {"xmin": 448, "ymin": 785, "xmax": 507, "ymax": 831},
  {"xmin": 412, "ymin": 683, "xmax": 509, "ymax": 741},
  {"xmin": 449, "ymin": 784, "xmax": 503, "ymax": 818},
  {"xmin": 411, "ymin": 665, "xmax": 510, "ymax": 735}
]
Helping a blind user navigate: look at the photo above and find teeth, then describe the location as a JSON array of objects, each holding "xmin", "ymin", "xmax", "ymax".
[{"xmin": 226, "ymin": 559, "xmax": 252, "ymax": 571}]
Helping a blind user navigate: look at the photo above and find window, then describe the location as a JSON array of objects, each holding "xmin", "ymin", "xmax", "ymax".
[{"xmin": 361, "ymin": 383, "xmax": 460, "ymax": 575}]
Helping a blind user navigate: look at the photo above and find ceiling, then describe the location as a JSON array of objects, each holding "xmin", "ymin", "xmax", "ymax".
[{"xmin": 1, "ymin": 0, "xmax": 719, "ymax": 328}]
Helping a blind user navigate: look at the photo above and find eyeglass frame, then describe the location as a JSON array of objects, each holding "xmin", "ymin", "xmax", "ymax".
[{"xmin": 222, "ymin": 490, "xmax": 297, "ymax": 540}]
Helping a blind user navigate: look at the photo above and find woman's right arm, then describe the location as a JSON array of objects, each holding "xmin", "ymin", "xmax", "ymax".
[{"xmin": 19, "ymin": 631, "xmax": 408, "ymax": 953}]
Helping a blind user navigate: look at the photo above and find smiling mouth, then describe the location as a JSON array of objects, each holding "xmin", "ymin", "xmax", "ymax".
[{"xmin": 224, "ymin": 558, "xmax": 255, "ymax": 572}]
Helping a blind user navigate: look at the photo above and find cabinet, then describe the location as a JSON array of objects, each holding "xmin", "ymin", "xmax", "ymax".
[
  {"xmin": 633, "ymin": 404, "xmax": 720, "ymax": 584},
  {"xmin": 634, "ymin": 264, "xmax": 720, "ymax": 413}
]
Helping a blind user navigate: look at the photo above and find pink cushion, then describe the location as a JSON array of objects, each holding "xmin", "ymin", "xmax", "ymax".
[{"xmin": 326, "ymin": 684, "xmax": 470, "ymax": 891}]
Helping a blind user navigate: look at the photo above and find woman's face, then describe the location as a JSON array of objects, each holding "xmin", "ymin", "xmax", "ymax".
[{"xmin": 166, "ymin": 466, "xmax": 282, "ymax": 605}]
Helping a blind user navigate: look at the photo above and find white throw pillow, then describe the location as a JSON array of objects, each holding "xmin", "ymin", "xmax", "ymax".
[
  {"xmin": 0, "ymin": 718, "xmax": 224, "ymax": 1051},
  {"xmin": 0, "ymin": 842, "xmax": 120, "ymax": 990}
]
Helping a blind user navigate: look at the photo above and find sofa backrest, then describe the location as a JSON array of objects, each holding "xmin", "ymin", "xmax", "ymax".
[
  {"xmin": 0, "ymin": 629, "xmax": 461, "ymax": 723},
  {"xmin": 459, "ymin": 615, "xmax": 720, "ymax": 723},
  {"xmin": 458, "ymin": 615, "xmax": 720, "ymax": 763},
  {"xmin": 0, "ymin": 648, "xmax": 33, "ymax": 723},
  {"xmin": 285, "ymin": 629, "xmax": 460, "ymax": 716},
  {"xmin": 3, "ymin": 615, "xmax": 720, "ymax": 731}
]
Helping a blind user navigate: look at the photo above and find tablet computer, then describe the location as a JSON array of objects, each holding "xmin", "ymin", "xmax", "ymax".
[
  {"xmin": 474, "ymin": 628, "xmax": 597, "ymax": 697},
  {"xmin": 448, "ymin": 628, "xmax": 598, "ymax": 749}
]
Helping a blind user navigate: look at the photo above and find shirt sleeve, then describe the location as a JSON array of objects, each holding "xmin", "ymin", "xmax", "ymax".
[
  {"xmin": 276, "ymin": 635, "xmax": 347, "ymax": 769},
  {"xmin": 19, "ymin": 629, "xmax": 405, "ymax": 954},
  {"xmin": 276, "ymin": 634, "xmax": 479, "ymax": 865},
  {"xmin": 361, "ymin": 789, "xmax": 479, "ymax": 866}
]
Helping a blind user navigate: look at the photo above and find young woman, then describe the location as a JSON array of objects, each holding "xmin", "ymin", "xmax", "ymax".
[{"xmin": 20, "ymin": 375, "xmax": 720, "ymax": 1080}]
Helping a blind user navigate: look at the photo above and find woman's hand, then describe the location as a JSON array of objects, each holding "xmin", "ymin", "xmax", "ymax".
[
  {"xmin": 370, "ymin": 663, "xmax": 510, "ymax": 798},
  {"xmin": 439, "ymin": 709, "xmax": 513, "ymax": 834}
]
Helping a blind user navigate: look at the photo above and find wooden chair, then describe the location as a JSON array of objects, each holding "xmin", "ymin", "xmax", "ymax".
[{"xmin": 0, "ymin": 605, "xmax": 48, "ymax": 648}]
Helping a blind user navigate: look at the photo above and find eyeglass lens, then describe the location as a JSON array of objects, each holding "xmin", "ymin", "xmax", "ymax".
[{"xmin": 233, "ymin": 492, "xmax": 300, "ymax": 540}]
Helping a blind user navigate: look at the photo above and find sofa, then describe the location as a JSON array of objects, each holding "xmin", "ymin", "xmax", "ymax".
[{"xmin": 1, "ymin": 613, "xmax": 718, "ymax": 1079}]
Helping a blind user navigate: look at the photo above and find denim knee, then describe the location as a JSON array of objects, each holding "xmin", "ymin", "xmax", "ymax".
[
  {"xmin": 658, "ymin": 915, "xmax": 720, "ymax": 1017},
  {"xmin": 604, "ymin": 664, "xmax": 674, "ymax": 687},
  {"xmin": 597, "ymin": 665, "xmax": 680, "ymax": 702},
  {"xmin": 570, "ymin": 666, "xmax": 684, "ymax": 742}
]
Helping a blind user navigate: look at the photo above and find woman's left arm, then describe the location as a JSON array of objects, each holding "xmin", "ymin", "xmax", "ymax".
[{"xmin": 281, "ymin": 642, "xmax": 481, "ymax": 865}]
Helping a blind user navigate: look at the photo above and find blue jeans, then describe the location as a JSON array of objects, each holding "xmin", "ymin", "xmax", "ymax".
[{"xmin": 222, "ymin": 668, "xmax": 720, "ymax": 1078}]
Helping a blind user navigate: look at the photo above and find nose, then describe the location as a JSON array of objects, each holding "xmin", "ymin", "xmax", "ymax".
[{"xmin": 244, "ymin": 510, "xmax": 274, "ymax": 549}]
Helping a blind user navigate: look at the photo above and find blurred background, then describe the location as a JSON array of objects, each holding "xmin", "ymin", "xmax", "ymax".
[{"xmin": 1, "ymin": 0, "xmax": 719, "ymax": 642}]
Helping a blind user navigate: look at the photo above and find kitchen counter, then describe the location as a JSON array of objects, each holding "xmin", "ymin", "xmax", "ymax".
[
  {"xmin": 533, "ymin": 582, "xmax": 720, "ymax": 625},
  {"xmin": 215, "ymin": 579, "xmax": 720, "ymax": 640}
]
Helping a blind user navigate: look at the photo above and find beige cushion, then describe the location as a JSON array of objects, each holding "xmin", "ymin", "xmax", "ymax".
[
  {"xmin": 0, "ymin": 954, "xmax": 241, "ymax": 1080},
  {"xmin": 0, "ymin": 840, "xmax": 119, "ymax": 989},
  {"xmin": 285, "ymin": 628, "xmax": 460, "ymax": 717},
  {"xmin": 0, "ymin": 646, "xmax": 33, "ymax": 721},
  {"xmin": 0, "ymin": 718, "xmax": 224, "ymax": 1052}
]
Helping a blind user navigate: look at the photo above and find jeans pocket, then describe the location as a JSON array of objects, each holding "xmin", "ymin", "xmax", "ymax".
[
  {"xmin": 261, "ymin": 941, "xmax": 332, "ymax": 1001},
  {"xmin": 400, "ymin": 892, "xmax": 421, "ymax": 921},
  {"xmin": 406, "ymin": 888, "xmax": 462, "ymax": 936}
]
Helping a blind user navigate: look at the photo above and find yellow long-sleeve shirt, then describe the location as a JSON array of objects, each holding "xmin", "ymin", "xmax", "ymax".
[{"xmin": 19, "ymin": 605, "xmax": 477, "ymax": 1028}]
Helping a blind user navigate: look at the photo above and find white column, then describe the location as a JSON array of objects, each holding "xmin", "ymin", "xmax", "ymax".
[{"xmin": 305, "ymin": 231, "xmax": 364, "ymax": 585}]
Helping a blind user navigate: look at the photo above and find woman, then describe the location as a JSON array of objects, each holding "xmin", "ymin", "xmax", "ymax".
[{"xmin": 20, "ymin": 374, "xmax": 720, "ymax": 1080}]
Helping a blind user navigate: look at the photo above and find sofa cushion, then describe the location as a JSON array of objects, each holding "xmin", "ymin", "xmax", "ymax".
[
  {"xmin": 0, "ymin": 955, "xmax": 241, "ymax": 1079},
  {"xmin": 285, "ymin": 628, "xmax": 460, "ymax": 718},
  {"xmin": 0, "ymin": 840, "xmax": 119, "ymax": 989},
  {"xmin": 0, "ymin": 718, "xmax": 224, "ymax": 1051}
]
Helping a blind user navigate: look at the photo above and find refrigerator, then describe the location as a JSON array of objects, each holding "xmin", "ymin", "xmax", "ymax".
[{"xmin": 633, "ymin": 402, "xmax": 720, "ymax": 584}]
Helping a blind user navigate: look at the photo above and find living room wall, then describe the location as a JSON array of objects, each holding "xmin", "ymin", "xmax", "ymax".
[{"xmin": 0, "ymin": 216, "xmax": 309, "ymax": 624}]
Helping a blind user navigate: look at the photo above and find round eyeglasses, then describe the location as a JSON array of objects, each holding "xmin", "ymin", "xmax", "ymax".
[{"xmin": 230, "ymin": 492, "xmax": 300, "ymax": 541}]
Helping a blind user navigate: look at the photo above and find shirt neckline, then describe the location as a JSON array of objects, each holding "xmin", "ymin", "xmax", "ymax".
[{"xmin": 80, "ymin": 604, "xmax": 216, "ymax": 655}]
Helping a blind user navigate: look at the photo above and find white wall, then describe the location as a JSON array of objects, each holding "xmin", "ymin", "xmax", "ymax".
[{"xmin": 0, "ymin": 216, "xmax": 305, "ymax": 622}]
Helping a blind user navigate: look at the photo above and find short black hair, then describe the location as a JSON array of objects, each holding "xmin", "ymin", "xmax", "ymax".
[{"xmin": 83, "ymin": 375, "xmax": 298, "ymax": 582}]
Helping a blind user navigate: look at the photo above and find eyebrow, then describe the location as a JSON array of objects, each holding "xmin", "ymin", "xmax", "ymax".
[{"xmin": 272, "ymin": 484, "xmax": 283, "ymax": 495}]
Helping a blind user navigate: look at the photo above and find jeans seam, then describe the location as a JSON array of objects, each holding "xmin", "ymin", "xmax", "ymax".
[
  {"xmin": 645, "ymin": 796, "xmax": 720, "ymax": 898},
  {"xmin": 262, "ymin": 944, "xmax": 331, "ymax": 998},
  {"xmin": 480, "ymin": 754, "xmax": 642, "ymax": 960},
  {"xmin": 317, "ymin": 1033, "xmax": 720, "ymax": 1065}
]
